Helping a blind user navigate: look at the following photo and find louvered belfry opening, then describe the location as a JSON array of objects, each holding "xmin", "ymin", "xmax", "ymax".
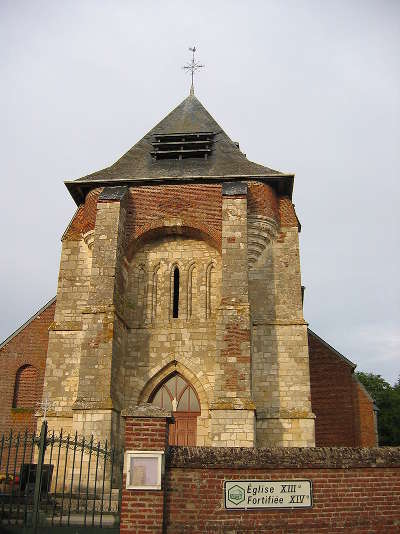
[{"xmin": 151, "ymin": 131, "xmax": 215, "ymax": 160}]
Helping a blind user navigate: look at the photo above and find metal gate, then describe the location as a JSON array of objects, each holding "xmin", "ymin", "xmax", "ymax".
[{"xmin": 0, "ymin": 421, "xmax": 121, "ymax": 533}]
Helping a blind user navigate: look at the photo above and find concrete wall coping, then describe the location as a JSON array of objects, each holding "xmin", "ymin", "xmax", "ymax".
[
  {"xmin": 167, "ymin": 446, "xmax": 400, "ymax": 469},
  {"xmin": 122, "ymin": 403, "xmax": 173, "ymax": 419}
]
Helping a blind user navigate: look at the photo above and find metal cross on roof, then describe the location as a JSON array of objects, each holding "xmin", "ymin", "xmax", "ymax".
[{"xmin": 183, "ymin": 46, "xmax": 204, "ymax": 95}]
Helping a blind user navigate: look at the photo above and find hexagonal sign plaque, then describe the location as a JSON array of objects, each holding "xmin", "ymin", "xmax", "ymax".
[{"xmin": 227, "ymin": 484, "xmax": 245, "ymax": 505}]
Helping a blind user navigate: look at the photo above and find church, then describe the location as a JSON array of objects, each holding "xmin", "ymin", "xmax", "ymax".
[{"xmin": 0, "ymin": 89, "xmax": 377, "ymax": 450}]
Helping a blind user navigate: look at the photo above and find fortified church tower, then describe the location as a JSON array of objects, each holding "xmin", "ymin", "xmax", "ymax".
[{"xmin": 42, "ymin": 90, "xmax": 315, "ymax": 449}]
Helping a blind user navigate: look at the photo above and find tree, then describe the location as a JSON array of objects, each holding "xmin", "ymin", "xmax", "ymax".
[{"xmin": 356, "ymin": 372, "xmax": 400, "ymax": 446}]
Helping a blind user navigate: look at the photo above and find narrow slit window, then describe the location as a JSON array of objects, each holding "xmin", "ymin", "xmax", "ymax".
[{"xmin": 173, "ymin": 267, "xmax": 180, "ymax": 318}]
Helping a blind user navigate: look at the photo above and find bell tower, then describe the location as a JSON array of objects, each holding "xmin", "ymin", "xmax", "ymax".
[{"xmin": 42, "ymin": 91, "xmax": 315, "ymax": 448}]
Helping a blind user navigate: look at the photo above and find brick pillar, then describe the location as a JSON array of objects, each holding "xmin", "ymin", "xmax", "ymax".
[
  {"xmin": 121, "ymin": 405, "xmax": 172, "ymax": 534},
  {"xmin": 72, "ymin": 186, "xmax": 129, "ymax": 447},
  {"xmin": 211, "ymin": 182, "xmax": 256, "ymax": 447}
]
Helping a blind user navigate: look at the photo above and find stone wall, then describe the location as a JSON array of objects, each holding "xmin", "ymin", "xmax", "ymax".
[
  {"xmin": 125, "ymin": 235, "xmax": 221, "ymax": 445},
  {"xmin": 250, "ymin": 196, "xmax": 314, "ymax": 446},
  {"xmin": 42, "ymin": 189, "xmax": 96, "ymax": 434}
]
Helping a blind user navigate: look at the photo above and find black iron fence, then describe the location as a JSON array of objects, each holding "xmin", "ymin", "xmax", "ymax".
[{"xmin": 0, "ymin": 421, "xmax": 122, "ymax": 533}]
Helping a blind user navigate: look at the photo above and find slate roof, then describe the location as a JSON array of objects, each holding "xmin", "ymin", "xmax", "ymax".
[{"xmin": 65, "ymin": 94, "xmax": 293, "ymax": 204}]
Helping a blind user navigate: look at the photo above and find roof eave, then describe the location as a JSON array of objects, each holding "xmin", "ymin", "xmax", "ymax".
[{"xmin": 65, "ymin": 174, "xmax": 294, "ymax": 205}]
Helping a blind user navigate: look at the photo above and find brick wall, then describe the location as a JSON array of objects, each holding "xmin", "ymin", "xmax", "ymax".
[
  {"xmin": 64, "ymin": 187, "xmax": 101, "ymax": 240},
  {"xmin": 120, "ymin": 414, "xmax": 400, "ymax": 534},
  {"xmin": 308, "ymin": 330, "xmax": 376, "ymax": 447},
  {"xmin": 353, "ymin": 378, "xmax": 378, "ymax": 446},
  {"xmin": 121, "ymin": 408, "xmax": 171, "ymax": 533},
  {"xmin": 0, "ymin": 299, "xmax": 55, "ymax": 436},
  {"xmin": 165, "ymin": 447, "xmax": 400, "ymax": 533},
  {"xmin": 124, "ymin": 416, "xmax": 169, "ymax": 451},
  {"xmin": 247, "ymin": 182, "xmax": 279, "ymax": 223},
  {"xmin": 64, "ymin": 182, "xmax": 283, "ymax": 256},
  {"xmin": 125, "ymin": 184, "xmax": 223, "ymax": 255}
]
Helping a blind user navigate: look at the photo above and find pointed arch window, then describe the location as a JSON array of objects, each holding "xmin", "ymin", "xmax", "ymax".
[
  {"xmin": 151, "ymin": 373, "xmax": 200, "ymax": 413},
  {"xmin": 172, "ymin": 267, "xmax": 180, "ymax": 318}
]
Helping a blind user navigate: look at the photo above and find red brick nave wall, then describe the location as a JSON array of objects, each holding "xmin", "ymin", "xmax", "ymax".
[{"xmin": 0, "ymin": 300, "xmax": 56, "ymax": 437}]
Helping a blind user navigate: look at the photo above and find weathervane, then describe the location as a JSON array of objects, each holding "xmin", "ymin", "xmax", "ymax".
[{"xmin": 183, "ymin": 46, "xmax": 204, "ymax": 95}]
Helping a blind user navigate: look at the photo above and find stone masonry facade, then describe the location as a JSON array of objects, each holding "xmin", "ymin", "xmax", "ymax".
[
  {"xmin": 0, "ymin": 93, "xmax": 377, "ymax": 450},
  {"xmin": 38, "ymin": 178, "xmax": 318, "ymax": 448}
]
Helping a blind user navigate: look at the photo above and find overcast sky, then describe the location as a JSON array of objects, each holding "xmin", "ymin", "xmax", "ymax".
[{"xmin": 1, "ymin": 1, "xmax": 399, "ymax": 384}]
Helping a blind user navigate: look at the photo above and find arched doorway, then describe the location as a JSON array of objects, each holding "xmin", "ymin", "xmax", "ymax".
[{"xmin": 149, "ymin": 373, "xmax": 200, "ymax": 445}]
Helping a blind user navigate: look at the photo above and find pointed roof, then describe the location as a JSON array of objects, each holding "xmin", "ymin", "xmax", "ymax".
[{"xmin": 66, "ymin": 94, "xmax": 293, "ymax": 204}]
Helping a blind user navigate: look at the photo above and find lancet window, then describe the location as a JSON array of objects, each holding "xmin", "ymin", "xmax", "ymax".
[{"xmin": 172, "ymin": 266, "xmax": 180, "ymax": 318}]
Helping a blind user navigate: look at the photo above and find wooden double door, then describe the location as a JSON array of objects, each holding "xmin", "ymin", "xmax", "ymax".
[
  {"xmin": 150, "ymin": 373, "xmax": 200, "ymax": 446},
  {"xmin": 168, "ymin": 412, "xmax": 199, "ymax": 446}
]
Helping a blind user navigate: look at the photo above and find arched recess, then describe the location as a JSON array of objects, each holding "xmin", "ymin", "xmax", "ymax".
[
  {"xmin": 132, "ymin": 263, "xmax": 147, "ymax": 323},
  {"xmin": 136, "ymin": 360, "xmax": 212, "ymax": 445},
  {"xmin": 126, "ymin": 223, "xmax": 220, "ymax": 262},
  {"xmin": 206, "ymin": 260, "xmax": 216, "ymax": 319},
  {"xmin": 13, "ymin": 365, "xmax": 39, "ymax": 409},
  {"xmin": 187, "ymin": 261, "xmax": 197, "ymax": 320},
  {"xmin": 138, "ymin": 360, "xmax": 209, "ymax": 412},
  {"xmin": 151, "ymin": 263, "xmax": 160, "ymax": 321},
  {"xmin": 149, "ymin": 372, "xmax": 200, "ymax": 446}
]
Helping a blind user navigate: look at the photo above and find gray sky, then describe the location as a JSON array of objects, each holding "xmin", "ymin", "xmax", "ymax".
[{"xmin": 1, "ymin": 0, "xmax": 399, "ymax": 383}]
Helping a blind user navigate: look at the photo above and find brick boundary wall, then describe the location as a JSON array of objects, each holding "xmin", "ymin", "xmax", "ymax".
[
  {"xmin": 120, "ymin": 409, "xmax": 400, "ymax": 534},
  {"xmin": 165, "ymin": 447, "xmax": 400, "ymax": 533}
]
